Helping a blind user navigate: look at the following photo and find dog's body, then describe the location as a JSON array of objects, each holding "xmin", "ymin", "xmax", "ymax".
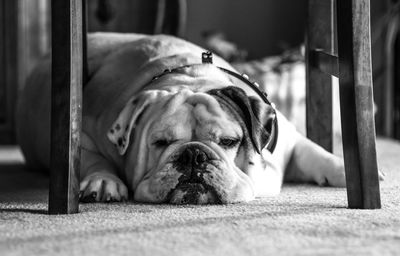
[{"xmin": 17, "ymin": 33, "xmax": 346, "ymax": 204}]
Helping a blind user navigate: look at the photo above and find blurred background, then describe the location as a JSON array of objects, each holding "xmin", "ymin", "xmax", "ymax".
[{"xmin": 0, "ymin": 0, "xmax": 398, "ymax": 145}]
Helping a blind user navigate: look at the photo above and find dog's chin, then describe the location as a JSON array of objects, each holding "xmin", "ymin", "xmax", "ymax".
[{"xmin": 168, "ymin": 183, "xmax": 219, "ymax": 205}]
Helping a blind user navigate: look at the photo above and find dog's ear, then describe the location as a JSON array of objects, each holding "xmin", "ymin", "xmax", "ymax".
[
  {"xmin": 107, "ymin": 90, "xmax": 167, "ymax": 155},
  {"xmin": 208, "ymin": 86, "xmax": 276, "ymax": 154}
]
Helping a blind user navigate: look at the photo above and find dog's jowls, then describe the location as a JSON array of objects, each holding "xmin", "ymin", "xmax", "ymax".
[{"xmin": 16, "ymin": 33, "xmax": 347, "ymax": 204}]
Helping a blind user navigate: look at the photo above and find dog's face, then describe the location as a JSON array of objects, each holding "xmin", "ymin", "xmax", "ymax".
[{"xmin": 108, "ymin": 66, "xmax": 276, "ymax": 204}]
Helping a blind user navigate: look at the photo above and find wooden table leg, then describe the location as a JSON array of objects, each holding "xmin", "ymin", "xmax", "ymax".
[
  {"xmin": 0, "ymin": 0, "xmax": 18, "ymax": 144},
  {"xmin": 337, "ymin": 0, "xmax": 381, "ymax": 209},
  {"xmin": 305, "ymin": 0, "xmax": 335, "ymax": 153},
  {"xmin": 49, "ymin": 0, "xmax": 84, "ymax": 214}
]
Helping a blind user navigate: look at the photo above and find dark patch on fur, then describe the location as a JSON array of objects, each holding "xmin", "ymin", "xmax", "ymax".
[
  {"xmin": 167, "ymin": 154, "xmax": 221, "ymax": 204},
  {"xmin": 118, "ymin": 136, "xmax": 127, "ymax": 148},
  {"xmin": 207, "ymin": 86, "xmax": 275, "ymax": 154},
  {"xmin": 132, "ymin": 98, "xmax": 139, "ymax": 106},
  {"xmin": 178, "ymin": 183, "xmax": 207, "ymax": 204}
]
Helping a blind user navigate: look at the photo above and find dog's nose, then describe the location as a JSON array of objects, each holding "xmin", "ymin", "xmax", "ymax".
[{"xmin": 179, "ymin": 147, "xmax": 208, "ymax": 167}]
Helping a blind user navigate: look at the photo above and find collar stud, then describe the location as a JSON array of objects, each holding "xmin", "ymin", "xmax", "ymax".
[{"xmin": 202, "ymin": 51, "xmax": 213, "ymax": 64}]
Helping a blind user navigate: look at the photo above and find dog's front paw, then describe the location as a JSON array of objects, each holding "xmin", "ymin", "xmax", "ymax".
[
  {"xmin": 379, "ymin": 170, "xmax": 385, "ymax": 181},
  {"xmin": 316, "ymin": 160, "xmax": 346, "ymax": 187},
  {"xmin": 79, "ymin": 172, "xmax": 128, "ymax": 203},
  {"xmin": 318, "ymin": 165, "xmax": 385, "ymax": 187}
]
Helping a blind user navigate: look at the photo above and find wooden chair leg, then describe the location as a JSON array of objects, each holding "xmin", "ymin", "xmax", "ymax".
[
  {"xmin": 305, "ymin": 0, "xmax": 335, "ymax": 153},
  {"xmin": 383, "ymin": 9, "xmax": 400, "ymax": 137},
  {"xmin": 49, "ymin": 0, "xmax": 84, "ymax": 214},
  {"xmin": 337, "ymin": 0, "xmax": 381, "ymax": 209},
  {"xmin": 0, "ymin": 0, "xmax": 18, "ymax": 144}
]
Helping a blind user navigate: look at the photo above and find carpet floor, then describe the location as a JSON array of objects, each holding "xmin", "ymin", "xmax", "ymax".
[{"xmin": 0, "ymin": 138, "xmax": 399, "ymax": 256}]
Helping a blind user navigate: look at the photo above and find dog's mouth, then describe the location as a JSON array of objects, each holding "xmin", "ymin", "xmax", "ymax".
[
  {"xmin": 164, "ymin": 143, "xmax": 222, "ymax": 204},
  {"xmin": 168, "ymin": 182, "xmax": 220, "ymax": 204},
  {"xmin": 167, "ymin": 169, "xmax": 221, "ymax": 204}
]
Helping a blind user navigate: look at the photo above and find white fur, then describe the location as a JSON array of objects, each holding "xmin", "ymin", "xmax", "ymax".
[{"xmin": 16, "ymin": 33, "xmax": 347, "ymax": 203}]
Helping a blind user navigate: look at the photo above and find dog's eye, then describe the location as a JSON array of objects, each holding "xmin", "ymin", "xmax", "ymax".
[
  {"xmin": 152, "ymin": 139, "xmax": 171, "ymax": 148},
  {"xmin": 218, "ymin": 137, "xmax": 240, "ymax": 148}
]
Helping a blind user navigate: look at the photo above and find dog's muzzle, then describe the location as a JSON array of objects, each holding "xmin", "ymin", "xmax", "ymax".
[{"xmin": 168, "ymin": 143, "xmax": 221, "ymax": 204}]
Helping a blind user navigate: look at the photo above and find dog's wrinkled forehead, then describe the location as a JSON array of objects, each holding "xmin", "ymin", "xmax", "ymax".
[{"xmin": 150, "ymin": 90, "xmax": 243, "ymax": 137}]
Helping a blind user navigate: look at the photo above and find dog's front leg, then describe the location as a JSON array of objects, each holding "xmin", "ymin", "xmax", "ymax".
[
  {"xmin": 79, "ymin": 134, "xmax": 128, "ymax": 202},
  {"xmin": 284, "ymin": 135, "xmax": 346, "ymax": 187}
]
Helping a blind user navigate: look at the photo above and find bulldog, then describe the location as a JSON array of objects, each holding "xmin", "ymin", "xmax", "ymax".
[{"xmin": 16, "ymin": 33, "xmax": 347, "ymax": 204}]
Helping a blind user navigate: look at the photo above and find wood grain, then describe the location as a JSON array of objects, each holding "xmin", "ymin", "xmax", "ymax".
[
  {"xmin": 383, "ymin": 11, "xmax": 399, "ymax": 137},
  {"xmin": 0, "ymin": 1, "xmax": 5, "ymax": 123},
  {"xmin": 312, "ymin": 50, "xmax": 338, "ymax": 78},
  {"xmin": 0, "ymin": 0, "xmax": 18, "ymax": 144},
  {"xmin": 49, "ymin": 0, "xmax": 83, "ymax": 214},
  {"xmin": 83, "ymin": 0, "xmax": 88, "ymax": 85},
  {"xmin": 305, "ymin": 0, "xmax": 335, "ymax": 153},
  {"xmin": 337, "ymin": 0, "xmax": 381, "ymax": 209}
]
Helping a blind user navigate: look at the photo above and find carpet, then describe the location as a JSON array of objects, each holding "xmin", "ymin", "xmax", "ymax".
[{"xmin": 0, "ymin": 138, "xmax": 399, "ymax": 256}]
